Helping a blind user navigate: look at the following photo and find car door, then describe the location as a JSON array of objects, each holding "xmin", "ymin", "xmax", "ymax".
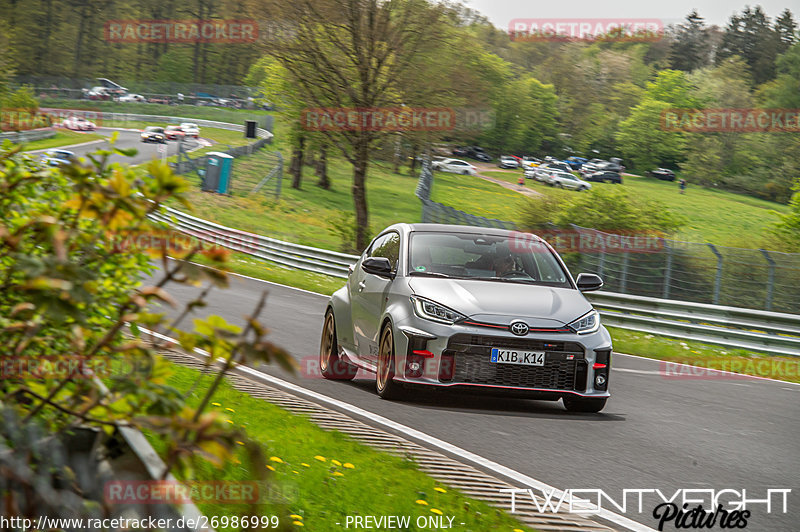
[{"xmin": 351, "ymin": 231, "xmax": 401, "ymax": 365}]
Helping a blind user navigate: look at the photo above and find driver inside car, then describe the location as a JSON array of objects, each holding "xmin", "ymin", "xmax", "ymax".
[{"xmin": 493, "ymin": 250, "xmax": 516, "ymax": 276}]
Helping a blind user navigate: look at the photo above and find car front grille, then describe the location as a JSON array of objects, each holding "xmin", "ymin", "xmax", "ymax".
[{"xmin": 444, "ymin": 334, "xmax": 586, "ymax": 391}]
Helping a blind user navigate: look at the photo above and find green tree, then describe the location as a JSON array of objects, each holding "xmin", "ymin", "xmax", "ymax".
[
  {"xmin": 616, "ymin": 99, "xmax": 686, "ymax": 171},
  {"xmin": 669, "ymin": 10, "xmax": 713, "ymax": 72},
  {"xmin": 258, "ymin": 0, "xmax": 451, "ymax": 249},
  {"xmin": 717, "ymin": 6, "xmax": 784, "ymax": 84}
]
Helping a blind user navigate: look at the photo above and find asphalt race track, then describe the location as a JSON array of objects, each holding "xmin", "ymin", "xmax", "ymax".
[
  {"xmin": 144, "ymin": 268, "xmax": 800, "ymax": 531},
  {"xmin": 26, "ymin": 127, "xmax": 209, "ymax": 166}
]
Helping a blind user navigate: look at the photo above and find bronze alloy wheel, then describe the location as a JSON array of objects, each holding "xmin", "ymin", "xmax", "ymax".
[
  {"xmin": 376, "ymin": 325, "xmax": 404, "ymax": 399},
  {"xmin": 319, "ymin": 311, "xmax": 356, "ymax": 380}
]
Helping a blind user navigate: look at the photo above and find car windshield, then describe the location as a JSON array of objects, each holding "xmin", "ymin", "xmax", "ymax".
[{"xmin": 408, "ymin": 231, "xmax": 571, "ymax": 287}]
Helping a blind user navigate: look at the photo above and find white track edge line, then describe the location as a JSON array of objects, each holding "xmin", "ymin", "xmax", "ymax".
[{"xmin": 140, "ymin": 326, "xmax": 656, "ymax": 532}]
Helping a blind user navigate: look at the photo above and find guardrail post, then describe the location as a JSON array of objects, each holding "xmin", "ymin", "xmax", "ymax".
[
  {"xmin": 760, "ymin": 248, "xmax": 775, "ymax": 311},
  {"xmin": 619, "ymin": 249, "xmax": 630, "ymax": 293},
  {"xmin": 662, "ymin": 239, "xmax": 672, "ymax": 299},
  {"xmin": 708, "ymin": 243, "xmax": 723, "ymax": 305}
]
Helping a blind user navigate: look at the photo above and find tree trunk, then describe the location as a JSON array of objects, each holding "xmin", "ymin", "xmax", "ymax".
[
  {"xmin": 316, "ymin": 145, "xmax": 330, "ymax": 190},
  {"xmin": 290, "ymin": 135, "xmax": 305, "ymax": 189},
  {"xmin": 409, "ymin": 142, "xmax": 418, "ymax": 174},
  {"xmin": 392, "ymin": 133, "xmax": 402, "ymax": 174},
  {"xmin": 352, "ymin": 140, "xmax": 370, "ymax": 251}
]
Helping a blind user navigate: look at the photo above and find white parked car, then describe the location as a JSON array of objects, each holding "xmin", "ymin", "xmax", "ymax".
[
  {"xmin": 179, "ymin": 122, "xmax": 200, "ymax": 138},
  {"xmin": 61, "ymin": 116, "xmax": 97, "ymax": 131},
  {"xmin": 432, "ymin": 158, "xmax": 477, "ymax": 175},
  {"xmin": 549, "ymin": 171, "xmax": 592, "ymax": 191},
  {"xmin": 118, "ymin": 93, "xmax": 146, "ymax": 102}
]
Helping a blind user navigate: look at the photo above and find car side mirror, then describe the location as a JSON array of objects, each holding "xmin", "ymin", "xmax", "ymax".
[
  {"xmin": 576, "ymin": 273, "xmax": 603, "ymax": 292},
  {"xmin": 362, "ymin": 257, "xmax": 394, "ymax": 279}
]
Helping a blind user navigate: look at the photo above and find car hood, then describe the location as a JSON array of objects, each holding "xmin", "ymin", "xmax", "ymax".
[{"xmin": 407, "ymin": 277, "xmax": 592, "ymax": 326}]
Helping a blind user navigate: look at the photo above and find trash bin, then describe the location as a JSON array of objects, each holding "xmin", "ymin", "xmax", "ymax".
[{"xmin": 202, "ymin": 152, "xmax": 233, "ymax": 194}]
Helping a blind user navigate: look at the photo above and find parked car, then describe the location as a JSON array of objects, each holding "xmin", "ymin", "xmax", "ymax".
[
  {"xmin": 452, "ymin": 146, "xmax": 469, "ymax": 157},
  {"xmin": 179, "ymin": 123, "xmax": 200, "ymax": 138},
  {"xmin": 140, "ymin": 126, "xmax": 166, "ymax": 143},
  {"xmin": 648, "ymin": 168, "xmax": 676, "ymax": 181},
  {"xmin": 83, "ymin": 87, "xmax": 111, "ymax": 100},
  {"xmin": 549, "ymin": 172, "xmax": 592, "ymax": 191},
  {"xmin": 521, "ymin": 156, "xmax": 542, "ymax": 168},
  {"xmin": 498, "ymin": 156, "xmax": 520, "ymax": 169},
  {"xmin": 585, "ymin": 170, "xmax": 622, "ymax": 184},
  {"xmin": 40, "ymin": 149, "xmax": 76, "ymax": 167},
  {"xmin": 564, "ymin": 156, "xmax": 588, "ymax": 170},
  {"xmin": 118, "ymin": 93, "xmax": 146, "ymax": 102},
  {"xmin": 579, "ymin": 158, "xmax": 606, "ymax": 175},
  {"xmin": 164, "ymin": 125, "xmax": 185, "ymax": 140},
  {"xmin": 61, "ymin": 116, "xmax": 97, "ymax": 131},
  {"xmin": 432, "ymin": 158, "xmax": 477, "ymax": 175},
  {"xmin": 319, "ymin": 223, "xmax": 611, "ymax": 412},
  {"xmin": 529, "ymin": 162, "xmax": 572, "ymax": 180}
]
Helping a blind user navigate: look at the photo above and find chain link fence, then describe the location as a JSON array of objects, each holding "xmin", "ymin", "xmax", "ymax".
[{"xmin": 415, "ymin": 163, "xmax": 800, "ymax": 314}]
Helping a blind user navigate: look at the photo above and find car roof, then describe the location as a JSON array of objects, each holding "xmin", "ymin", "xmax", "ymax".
[{"xmin": 383, "ymin": 223, "xmax": 544, "ymax": 241}]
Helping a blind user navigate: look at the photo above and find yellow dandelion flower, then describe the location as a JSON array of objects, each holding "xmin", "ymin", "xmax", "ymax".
[
  {"xmin": 301, "ymin": 463, "xmax": 311, "ymax": 468},
  {"xmin": 514, "ymin": 529, "xmax": 525, "ymax": 532},
  {"xmin": 293, "ymin": 470, "xmax": 299, "ymax": 474},
  {"xmin": 225, "ymin": 408, "xmax": 235, "ymax": 413},
  {"xmin": 293, "ymin": 521, "xmax": 304, "ymax": 527},
  {"xmin": 235, "ymin": 441, "xmax": 244, "ymax": 446},
  {"xmin": 332, "ymin": 472, "xmax": 344, "ymax": 477},
  {"xmin": 225, "ymin": 420, "xmax": 234, "ymax": 424},
  {"xmin": 270, "ymin": 456, "xmax": 284, "ymax": 463},
  {"xmin": 314, "ymin": 455, "xmax": 326, "ymax": 462},
  {"xmin": 434, "ymin": 487, "xmax": 446, "ymax": 493},
  {"xmin": 415, "ymin": 500, "xmax": 428, "ymax": 505},
  {"xmin": 343, "ymin": 462, "xmax": 355, "ymax": 469},
  {"xmin": 211, "ymin": 402, "xmax": 221, "ymax": 406},
  {"xmin": 233, "ymin": 459, "xmax": 241, "ymax": 465},
  {"xmin": 266, "ymin": 465, "xmax": 275, "ymax": 471},
  {"xmin": 332, "ymin": 459, "xmax": 342, "ymax": 466},
  {"xmin": 290, "ymin": 515, "xmax": 303, "ymax": 520},
  {"xmin": 430, "ymin": 509, "xmax": 443, "ymax": 515}
]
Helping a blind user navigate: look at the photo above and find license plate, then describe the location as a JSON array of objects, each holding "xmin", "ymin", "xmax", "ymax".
[{"xmin": 490, "ymin": 348, "xmax": 545, "ymax": 366}]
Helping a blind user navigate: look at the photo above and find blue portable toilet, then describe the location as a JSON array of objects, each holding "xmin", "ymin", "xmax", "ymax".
[{"xmin": 203, "ymin": 152, "xmax": 234, "ymax": 194}]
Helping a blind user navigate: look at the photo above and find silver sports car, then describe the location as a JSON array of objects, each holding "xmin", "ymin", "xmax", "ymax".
[{"xmin": 319, "ymin": 224, "xmax": 612, "ymax": 412}]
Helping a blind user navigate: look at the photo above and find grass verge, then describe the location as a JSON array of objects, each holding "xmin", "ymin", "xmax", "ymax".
[
  {"xmin": 15, "ymin": 129, "xmax": 104, "ymax": 151},
  {"xmin": 191, "ymin": 252, "xmax": 344, "ymax": 296},
  {"xmin": 146, "ymin": 359, "xmax": 537, "ymax": 532}
]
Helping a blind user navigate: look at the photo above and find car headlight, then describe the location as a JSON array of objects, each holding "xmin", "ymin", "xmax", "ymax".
[
  {"xmin": 410, "ymin": 296, "xmax": 466, "ymax": 325},
  {"xmin": 568, "ymin": 309, "xmax": 600, "ymax": 334}
]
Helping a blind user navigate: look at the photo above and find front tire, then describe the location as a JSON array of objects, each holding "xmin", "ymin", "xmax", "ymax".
[
  {"xmin": 376, "ymin": 325, "xmax": 404, "ymax": 400},
  {"xmin": 563, "ymin": 396, "xmax": 607, "ymax": 413},
  {"xmin": 319, "ymin": 310, "xmax": 357, "ymax": 380}
]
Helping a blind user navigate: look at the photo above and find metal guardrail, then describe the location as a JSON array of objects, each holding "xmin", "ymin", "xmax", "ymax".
[
  {"xmin": 148, "ymin": 206, "xmax": 800, "ymax": 357},
  {"xmin": 587, "ymin": 291, "xmax": 800, "ymax": 357},
  {"xmin": 1, "ymin": 128, "xmax": 56, "ymax": 143},
  {"xmin": 148, "ymin": 205, "xmax": 358, "ymax": 278}
]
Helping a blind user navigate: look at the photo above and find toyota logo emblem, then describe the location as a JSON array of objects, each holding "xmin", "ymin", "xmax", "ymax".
[{"xmin": 510, "ymin": 321, "xmax": 529, "ymax": 336}]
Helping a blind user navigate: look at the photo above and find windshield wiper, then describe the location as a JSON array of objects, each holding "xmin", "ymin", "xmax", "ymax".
[
  {"xmin": 409, "ymin": 271, "xmax": 451, "ymax": 278},
  {"xmin": 473, "ymin": 276, "xmax": 538, "ymax": 284}
]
